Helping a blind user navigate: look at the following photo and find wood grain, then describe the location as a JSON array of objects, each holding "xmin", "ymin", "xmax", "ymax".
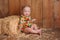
[
  {"xmin": 43, "ymin": 0, "xmax": 54, "ymax": 28},
  {"xmin": 9, "ymin": 0, "xmax": 20, "ymax": 15},
  {"xmin": 31, "ymin": 0, "xmax": 43, "ymax": 27},
  {"xmin": 54, "ymin": 0, "xmax": 60, "ymax": 28},
  {"xmin": 0, "ymin": 0, "xmax": 8, "ymax": 17}
]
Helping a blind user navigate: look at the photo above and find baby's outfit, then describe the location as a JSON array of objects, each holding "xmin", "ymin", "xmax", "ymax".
[{"xmin": 19, "ymin": 15, "xmax": 32, "ymax": 32}]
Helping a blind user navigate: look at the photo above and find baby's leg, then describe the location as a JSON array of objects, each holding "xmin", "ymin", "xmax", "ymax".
[
  {"xmin": 31, "ymin": 24, "xmax": 41, "ymax": 35},
  {"xmin": 31, "ymin": 24, "xmax": 38, "ymax": 30},
  {"xmin": 24, "ymin": 28, "xmax": 38, "ymax": 34}
]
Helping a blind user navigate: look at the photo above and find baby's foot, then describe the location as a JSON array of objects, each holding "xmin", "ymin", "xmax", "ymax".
[
  {"xmin": 34, "ymin": 29, "xmax": 41, "ymax": 35},
  {"xmin": 38, "ymin": 29, "xmax": 41, "ymax": 35},
  {"xmin": 36, "ymin": 29, "xmax": 41, "ymax": 33}
]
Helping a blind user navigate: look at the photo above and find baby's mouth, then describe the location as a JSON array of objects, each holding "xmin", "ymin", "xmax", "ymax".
[{"xmin": 26, "ymin": 14, "xmax": 28, "ymax": 15}]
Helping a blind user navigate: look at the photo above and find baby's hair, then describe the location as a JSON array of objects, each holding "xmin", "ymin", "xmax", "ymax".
[{"xmin": 22, "ymin": 5, "xmax": 31, "ymax": 10}]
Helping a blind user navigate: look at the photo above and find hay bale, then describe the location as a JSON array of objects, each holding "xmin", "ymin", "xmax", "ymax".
[
  {"xmin": 1, "ymin": 17, "xmax": 11, "ymax": 35},
  {"xmin": 8, "ymin": 16, "xmax": 19, "ymax": 35},
  {"xmin": 1, "ymin": 15, "xmax": 19, "ymax": 36}
]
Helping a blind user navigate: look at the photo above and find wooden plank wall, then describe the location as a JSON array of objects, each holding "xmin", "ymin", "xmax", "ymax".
[
  {"xmin": 54, "ymin": 0, "xmax": 60, "ymax": 28},
  {"xmin": 43, "ymin": 0, "xmax": 54, "ymax": 28},
  {"xmin": 31, "ymin": 0, "xmax": 43, "ymax": 27},
  {"xmin": 0, "ymin": 0, "xmax": 8, "ymax": 17},
  {"xmin": 0, "ymin": 0, "xmax": 60, "ymax": 28},
  {"xmin": 9, "ymin": 0, "xmax": 20, "ymax": 15}
]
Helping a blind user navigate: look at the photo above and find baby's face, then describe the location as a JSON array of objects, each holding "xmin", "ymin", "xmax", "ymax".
[{"xmin": 23, "ymin": 7, "xmax": 31, "ymax": 16}]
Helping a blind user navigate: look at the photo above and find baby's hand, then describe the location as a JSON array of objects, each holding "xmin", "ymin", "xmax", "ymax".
[{"xmin": 32, "ymin": 19, "xmax": 36, "ymax": 22}]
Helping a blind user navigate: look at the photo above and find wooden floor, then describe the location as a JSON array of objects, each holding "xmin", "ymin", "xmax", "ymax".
[{"xmin": 0, "ymin": 28, "xmax": 60, "ymax": 40}]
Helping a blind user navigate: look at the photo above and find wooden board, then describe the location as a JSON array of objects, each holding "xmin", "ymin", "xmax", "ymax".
[
  {"xmin": 9, "ymin": 0, "xmax": 20, "ymax": 15},
  {"xmin": 31, "ymin": 0, "xmax": 43, "ymax": 27},
  {"xmin": 43, "ymin": 0, "xmax": 54, "ymax": 28},
  {"xmin": 0, "ymin": 0, "xmax": 8, "ymax": 17},
  {"xmin": 54, "ymin": 0, "xmax": 60, "ymax": 28}
]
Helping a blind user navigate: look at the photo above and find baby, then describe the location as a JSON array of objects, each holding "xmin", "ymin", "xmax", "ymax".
[{"xmin": 19, "ymin": 6, "xmax": 41, "ymax": 35}]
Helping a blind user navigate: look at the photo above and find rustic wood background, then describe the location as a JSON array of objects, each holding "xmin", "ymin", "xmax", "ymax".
[{"xmin": 0, "ymin": 0, "xmax": 60, "ymax": 28}]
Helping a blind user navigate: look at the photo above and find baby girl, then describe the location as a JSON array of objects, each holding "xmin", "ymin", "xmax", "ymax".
[{"xmin": 19, "ymin": 6, "xmax": 41, "ymax": 35}]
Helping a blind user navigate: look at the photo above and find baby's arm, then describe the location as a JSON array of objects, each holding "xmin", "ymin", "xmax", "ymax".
[{"xmin": 32, "ymin": 19, "xmax": 36, "ymax": 22}]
